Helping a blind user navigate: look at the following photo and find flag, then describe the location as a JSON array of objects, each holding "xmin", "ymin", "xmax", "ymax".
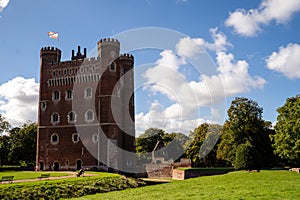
[{"xmin": 48, "ymin": 31, "xmax": 58, "ymax": 39}]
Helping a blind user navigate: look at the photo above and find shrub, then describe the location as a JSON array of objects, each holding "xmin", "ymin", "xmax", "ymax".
[
  {"xmin": 234, "ymin": 142, "xmax": 260, "ymax": 170},
  {"xmin": 0, "ymin": 175, "xmax": 145, "ymax": 200}
]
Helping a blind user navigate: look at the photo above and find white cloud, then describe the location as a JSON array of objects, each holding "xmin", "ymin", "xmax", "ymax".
[
  {"xmin": 266, "ymin": 43, "xmax": 300, "ymax": 79},
  {"xmin": 0, "ymin": 0, "xmax": 9, "ymax": 13},
  {"xmin": 176, "ymin": 28, "xmax": 231, "ymax": 56},
  {"xmin": 0, "ymin": 77, "xmax": 39, "ymax": 126},
  {"xmin": 136, "ymin": 29, "xmax": 266, "ymax": 135},
  {"xmin": 225, "ymin": 0, "xmax": 300, "ymax": 37}
]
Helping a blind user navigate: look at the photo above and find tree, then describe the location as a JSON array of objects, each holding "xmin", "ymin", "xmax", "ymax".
[
  {"xmin": 136, "ymin": 128, "xmax": 165, "ymax": 154},
  {"xmin": 185, "ymin": 123, "xmax": 222, "ymax": 167},
  {"xmin": 136, "ymin": 128, "xmax": 189, "ymax": 164},
  {"xmin": 0, "ymin": 114, "xmax": 10, "ymax": 167},
  {"xmin": 271, "ymin": 95, "xmax": 300, "ymax": 165},
  {"xmin": 234, "ymin": 141, "xmax": 259, "ymax": 170},
  {"xmin": 8, "ymin": 122, "xmax": 37, "ymax": 167},
  {"xmin": 217, "ymin": 97, "xmax": 275, "ymax": 169}
]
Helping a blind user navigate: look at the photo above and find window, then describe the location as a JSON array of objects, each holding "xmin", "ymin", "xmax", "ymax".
[
  {"xmin": 67, "ymin": 111, "xmax": 76, "ymax": 123},
  {"xmin": 80, "ymin": 67, "xmax": 84, "ymax": 74},
  {"xmin": 40, "ymin": 101, "xmax": 47, "ymax": 111},
  {"xmin": 51, "ymin": 113, "xmax": 60, "ymax": 124},
  {"xmin": 92, "ymin": 133, "xmax": 99, "ymax": 143},
  {"xmin": 84, "ymin": 88, "xmax": 92, "ymax": 99},
  {"xmin": 51, "ymin": 133, "xmax": 59, "ymax": 145},
  {"xmin": 63, "ymin": 69, "xmax": 67, "ymax": 76},
  {"xmin": 72, "ymin": 133, "xmax": 80, "ymax": 143},
  {"xmin": 110, "ymin": 62, "xmax": 115, "ymax": 71},
  {"xmin": 85, "ymin": 110, "xmax": 94, "ymax": 122},
  {"xmin": 52, "ymin": 91, "xmax": 60, "ymax": 101},
  {"xmin": 52, "ymin": 70, "xmax": 56, "ymax": 77},
  {"xmin": 91, "ymin": 66, "xmax": 95, "ymax": 73},
  {"xmin": 65, "ymin": 90, "xmax": 73, "ymax": 100},
  {"xmin": 69, "ymin": 68, "xmax": 73, "ymax": 75}
]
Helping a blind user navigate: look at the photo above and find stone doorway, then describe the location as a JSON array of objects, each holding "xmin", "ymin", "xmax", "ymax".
[
  {"xmin": 53, "ymin": 162, "xmax": 60, "ymax": 171},
  {"xmin": 39, "ymin": 161, "xmax": 44, "ymax": 171},
  {"xmin": 76, "ymin": 160, "xmax": 82, "ymax": 170}
]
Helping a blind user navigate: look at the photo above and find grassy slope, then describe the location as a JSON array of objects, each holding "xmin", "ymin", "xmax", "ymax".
[
  {"xmin": 72, "ymin": 170, "xmax": 300, "ymax": 200},
  {"xmin": 0, "ymin": 171, "xmax": 71, "ymax": 180}
]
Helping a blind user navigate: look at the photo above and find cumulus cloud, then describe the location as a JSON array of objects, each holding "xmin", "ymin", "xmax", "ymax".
[
  {"xmin": 225, "ymin": 0, "xmax": 300, "ymax": 36},
  {"xmin": 176, "ymin": 28, "xmax": 231, "ymax": 57},
  {"xmin": 266, "ymin": 43, "xmax": 300, "ymax": 79},
  {"xmin": 136, "ymin": 29, "xmax": 266, "ymax": 135},
  {"xmin": 0, "ymin": 0, "xmax": 9, "ymax": 13},
  {"xmin": 0, "ymin": 77, "xmax": 39, "ymax": 126}
]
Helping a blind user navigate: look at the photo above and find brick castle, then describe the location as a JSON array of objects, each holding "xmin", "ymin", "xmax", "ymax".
[{"xmin": 36, "ymin": 38, "xmax": 135, "ymax": 171}]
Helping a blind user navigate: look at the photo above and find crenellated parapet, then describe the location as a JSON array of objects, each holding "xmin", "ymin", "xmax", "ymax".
[
  {"xmin": 98, "ymin": 38, "xmax": 120, "ymax": 45},
  {"xmin": 119, "ymin": 53, "xmax": 134, "ymax": 60},
  {"xmin": 40, "ymin": 46, "xmax": 61, "ymax": 63}
]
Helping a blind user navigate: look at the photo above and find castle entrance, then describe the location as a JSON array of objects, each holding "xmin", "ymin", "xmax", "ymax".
[
  {"xmin": 39, "ymin": 161, "xmax": 44, "ymax": 171},
  {"xmin": 76, "ymin": 160, "xmax": 82, "ymax": 170},
  {"xmin": 53, "ymin": 162, "xmax": 59, "ymax": 171}
]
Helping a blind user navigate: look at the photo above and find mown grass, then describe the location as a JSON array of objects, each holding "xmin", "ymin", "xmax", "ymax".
[
  {"xmin": 0, "ymin": 171, "xmax": 71, "ymax": 180},
  {"xmin": 0, "ymin": 172, "xmax": 144, "ymax": 200},
  {"xmin": 71, "ymin": 170, "xmax": 300, "ymax": 200}
]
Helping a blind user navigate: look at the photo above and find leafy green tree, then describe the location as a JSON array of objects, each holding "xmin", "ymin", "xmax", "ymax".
[
  {"xmin": 271, "ymin": 95, "xmax": 300, "ymax": 165},
  {"xmin": 217, "ymin": 97, "xmax": 275, "ymax": 169},
  {"xmin": 136, "ymin": 128, "xmax": 165, "ymax": 154},
  {"xmin": 8, "ymin": 122, "xmax": 37, "ymax": 167},
  {"xmin": 136, "ymin": 128, "xmax": 189, "ymax": 164},
  {"xmin": 234, "ymin": 142, "xmax": 259, "ymax": 170},
  {"xmin": 186, "ymin": 123, "xmax": 222, "ymax": 167},
  {"xmin": 0, "ymin": 114, "xmax": 10, "ymax": 167}
]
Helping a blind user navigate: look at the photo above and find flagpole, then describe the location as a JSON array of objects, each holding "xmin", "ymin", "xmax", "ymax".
[{"xmin": 57, "ymin": 32, "xmax": 59, "ymax": 48}]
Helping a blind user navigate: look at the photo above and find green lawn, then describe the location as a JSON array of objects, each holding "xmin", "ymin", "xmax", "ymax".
[
  {"xmin": 0, "ymin": 171, "xmax": 71, "ymax": 180},
  {"xmin": 71, "ymin": 170, "xmax": 300, "ymax": 200}
]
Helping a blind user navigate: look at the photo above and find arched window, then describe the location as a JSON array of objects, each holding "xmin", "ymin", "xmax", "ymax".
[
  {"xmin": 67, "ymin": 111, "xmax": 76, "ymax": 123},
  {"xmin": 72, "ymin": 133, "xmax": 80, "ymax": 143},
  {"xmin": 52, "ymin": 91, "xmax": 60, "ymax": 101},
  {"xmin": 51, "ymin": 133, "xmax": 59, "ymax": 145},
  {"xmin": 84, "ymin": 88, "xmax": 92, "ymax": 99},
  {"xmin": 85, "ymin": 110, "xmax": 94, "ymax": 122},
  {"xmin": 65, "ymin": 90, "xmax": 73, "ymax": 100},
  {"xmin": 51, "ymin": 113, "xmax": 60, "ymax": 124},
  {"xmin": 110, "ymin": 62, "xmax": 115, "ymax": 71}
]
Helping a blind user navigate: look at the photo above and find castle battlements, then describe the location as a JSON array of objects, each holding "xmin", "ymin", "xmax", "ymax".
[{"xmin": 98, "ymin": 38, "xmax": 120, "ymax": 44}]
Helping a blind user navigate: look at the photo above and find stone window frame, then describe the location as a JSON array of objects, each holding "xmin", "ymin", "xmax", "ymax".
[
  {"xmin": 63, "ymin": 69, "xmax": 67, "ymax": 76},
  {"xmin": 51, "ymin": 112, "xmax": 60, "ymax": 125},
  {"xmin": 69, "ymin": 68, "xmax": 73, "ymax": 76},
  {"xmin": 110, "ymin": 62, "xmax": 116, "ymax": 72},
  {"xmin": 92, "ymin": 133, "xmax": 99, "ymax": 144},
  {"xmin": 52, "ymin": 70, "xmax": 56, "ymax": 77},
  {"xmin": 65, "ymin": 90, "xmax": 73, "ymax": 100},
  {"xmin": 50, "ymin": 133, "xmax": 59, "ymax": 145},
  {"xmin": 85, "ymin": 110, "xmax": 94, "ymax": 123},
  {"xmin": 84, "ymin": 87, "xmax": 93, "ymax": 99},
  {"xmin": 67, "ymin": 111, "xmax": 77, "ymax": 124},
  {"xmin": 72, "ymin": 133, "xmax": 80, "ymax": 144},
  {"xmin": 52, "ymin": 90, "xmax": 61, "ymax": 101},
  {"xmin": 40, "ymin": 101, "xmax": 47, "ymax": 111}
]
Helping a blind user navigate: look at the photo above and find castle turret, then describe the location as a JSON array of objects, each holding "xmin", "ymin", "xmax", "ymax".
[
  {"xmin": 40, "ymin": 46, "xmax": 61, "ymax": 64},
  {"xmin": 71, "ymin": 46, "xmax": 87, "ymax": 60},
  {"xmin": 97, "ymin": 38, "xmax": 120, "ymax": 67}
]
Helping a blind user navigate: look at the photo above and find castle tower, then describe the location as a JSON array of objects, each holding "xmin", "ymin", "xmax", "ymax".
[{"xmin": 36, "ymin": 39, "xmax": 135, "ymax": 172}]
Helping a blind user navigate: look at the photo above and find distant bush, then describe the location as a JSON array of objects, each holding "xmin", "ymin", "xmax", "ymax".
[
  {"xmin": 234, "ymin": 142, "xmax": 260, "ymax": 170},
  {"xmin": 0, "ymin": 175, "xmax": 145, "ymax": 200}
]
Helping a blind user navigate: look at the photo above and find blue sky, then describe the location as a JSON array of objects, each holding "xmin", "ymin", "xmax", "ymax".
[{"xmin": 0, "ymin": 0, "xmax": 299, "ymax": 135}]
